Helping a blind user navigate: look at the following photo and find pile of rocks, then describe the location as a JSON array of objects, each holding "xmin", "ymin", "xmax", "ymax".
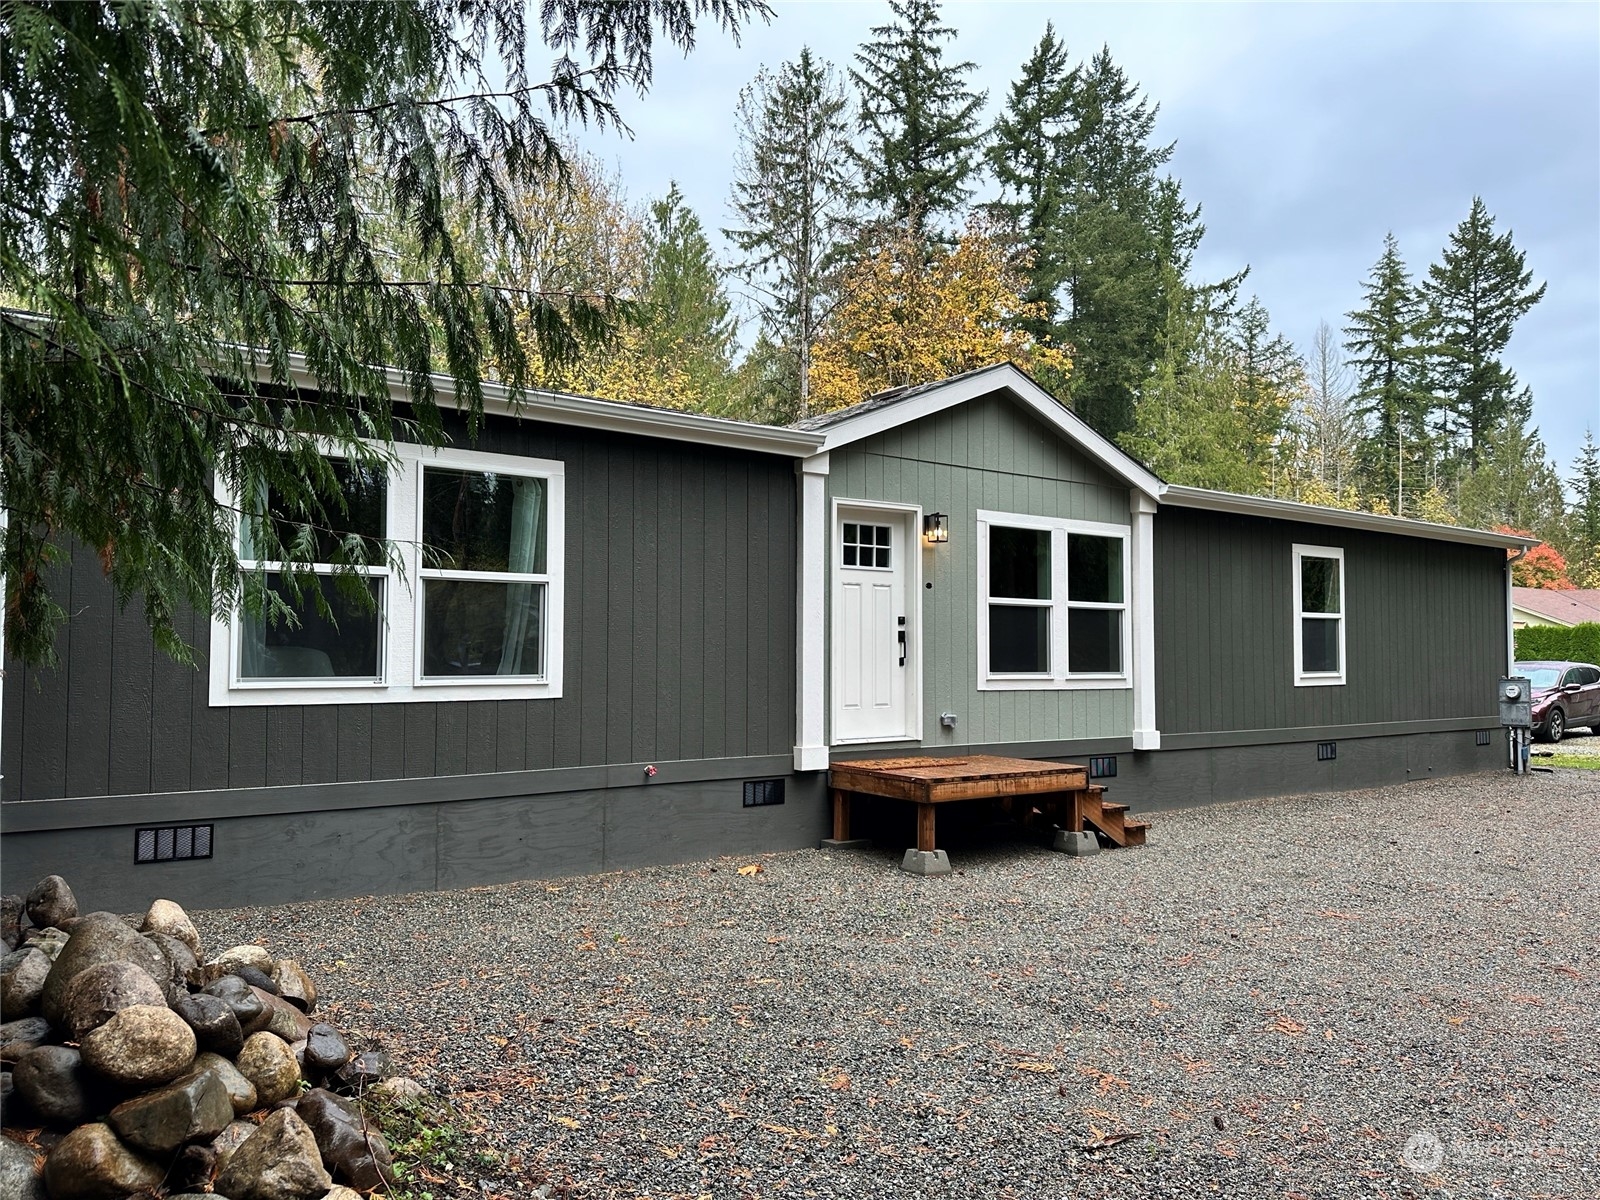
[{"xmin": 1, "ymin": 875, "xmax": 409, "ymax": 1200}]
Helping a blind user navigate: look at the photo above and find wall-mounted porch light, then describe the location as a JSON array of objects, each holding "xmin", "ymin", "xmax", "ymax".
[{"xmin": 923, "ymin": 512, "xmax": 949, "ymax": 544}]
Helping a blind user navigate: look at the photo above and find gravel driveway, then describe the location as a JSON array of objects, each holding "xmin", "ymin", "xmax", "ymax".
[{"xmin": 204, "ymin": 767, "xmax": 1599, "ymax": 1199}]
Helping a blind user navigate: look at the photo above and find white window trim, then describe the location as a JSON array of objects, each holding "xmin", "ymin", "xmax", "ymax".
[
  {"xmin": 210, "ymin": 442, "xmax": 565, "ymax": 706},
  {"xmin": 976, "ymin": 510, "xmax": 1131, "ymax": 692},
  {"xmin": 1292, "ymin": 542, "xmax": 1346, "ymax": 687}
]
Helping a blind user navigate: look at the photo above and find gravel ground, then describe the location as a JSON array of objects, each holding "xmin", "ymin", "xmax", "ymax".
[{"xmin": 203, "ymin": 768, "xmax": 1599, "ymax": 1200}]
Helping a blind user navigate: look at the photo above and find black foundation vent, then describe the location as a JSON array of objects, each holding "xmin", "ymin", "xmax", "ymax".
[
  {"xmin": 1317, "ymin": 742, "xmax": 1337, "ymax": 762},
  {"xmin": 135, "ymin": 824, "xmax": 213, "ymax": 864},
  {"xmin": 1476, "ymin": 730, "xmax": 1492, "ymax": 746},
  {"xmin": 1088, "ymin": 755, "xmax": 1118, "ymax": 779},
  {"xmin": 743, "ymin": 779, "xmax": 785, "ymax": 808}
]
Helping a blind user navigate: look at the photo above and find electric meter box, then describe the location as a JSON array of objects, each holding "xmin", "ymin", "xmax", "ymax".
[{"xmin": 1498, "ymin": 677, "xmax": 1532, "ymax": 729}]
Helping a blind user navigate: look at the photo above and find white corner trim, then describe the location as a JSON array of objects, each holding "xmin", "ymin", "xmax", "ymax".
[
  {"xmin": 795, "ymin": 460, "xmax": 829, "ymax": 766},
  {"xmin": 1130, "ymin": 496, "xmax": 1160, "ymax": 748},
  {"xmin": 1292, "ymin": 543, "xmax": 1347, "ymax": 688},
  {"xmin": 815, "ymin": 365, "xmax": 1163, "ymax": 500},
  {"xmin": 794, "ymin": 744, "xmax": 830, "ymax": 772}
]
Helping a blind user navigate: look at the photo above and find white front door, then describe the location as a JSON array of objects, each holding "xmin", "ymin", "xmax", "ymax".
[{"xmin": 833, "ymin": 506, "xmax": 916, "ymax": 742}]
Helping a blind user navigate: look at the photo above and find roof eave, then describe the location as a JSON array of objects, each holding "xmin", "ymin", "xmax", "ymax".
[{"xmin": 1160, "ymin": 484, "xmax": 1540, "ymax": 549}]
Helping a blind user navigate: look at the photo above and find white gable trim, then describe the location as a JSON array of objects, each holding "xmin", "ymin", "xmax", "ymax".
[{"xmin": 809, "ymin": 365, "xmax": 1163, "ymax": 499}]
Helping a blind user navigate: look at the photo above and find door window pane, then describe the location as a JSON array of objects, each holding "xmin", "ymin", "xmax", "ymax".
[
  {"xmin": 238, "ymin": 573, "xmax": 383, "ymax": 679},
  {"xmin": 990, "ymin": 527, "xmax": 1050, "ymax": 599},
  {"xmin": 1302, "ymin": 618, "xmax": 1340, "ymax": 673},
  {"xmin": 422, "ymin": 580, "xmax": 545, "ymax": 677},
  {"xmin": 990, "ymin": 605, "xmax": 1049, "ymax": 673},
  {"xmin": 841, "ymin": 522, "xmax": 891, "ymax": 569},
  {"xmin": 423, "ymin": 469, "xmax": 546, "ymax": 573},
  {"xmin": 1067, "ymin": 608, "xmax": 1122, "ymax": 674},
  {"xmin": 1300, "ymin": 556, "xmax": 1340, "ymax": 614},
  {"xmin": 1067, "ymin": 534, "xmax": 1123, "ymax": 604}
]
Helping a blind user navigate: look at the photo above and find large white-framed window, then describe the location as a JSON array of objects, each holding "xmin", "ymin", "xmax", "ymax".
[
  {"xmin": 211, "ymin": 443, "xmax": 564, "ymax": 706},
  {"xmin": 1292, "ymin": 543, "xmax": 1345, "ymax": 687},
  {"xmin": 976, "ymin": 510, "xmax": 1130, "ymax": 690}
]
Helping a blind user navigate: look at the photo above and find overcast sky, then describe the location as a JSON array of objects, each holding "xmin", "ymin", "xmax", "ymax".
[{"xmin": 575, "ymin": 1, "xmax": 1599, "ymax": 468}]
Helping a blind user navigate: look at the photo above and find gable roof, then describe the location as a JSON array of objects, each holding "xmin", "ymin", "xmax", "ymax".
[
  {"xmin": 795, "ymin": 362, "xmax": 1164, "ymax": 498},
  {"xmin": 796, "ymin": 362, "xmax": 1538, "ymax": 551},
  {"xmin": 1512, "ymin": 587, "xmax": 1600, "ymax": 626}
]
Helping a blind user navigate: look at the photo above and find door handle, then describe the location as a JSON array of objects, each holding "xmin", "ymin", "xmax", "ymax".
[{"xmin": 898, "ymin": 629, "xmax": 907, "ymax": 666}]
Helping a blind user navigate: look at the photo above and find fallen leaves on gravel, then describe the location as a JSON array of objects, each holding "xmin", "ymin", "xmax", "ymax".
[{"xmin": 737, "ymin": 863, "xmax": 762, "ymax": 876}]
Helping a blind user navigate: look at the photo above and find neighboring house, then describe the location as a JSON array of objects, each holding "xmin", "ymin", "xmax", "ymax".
[
  {"xmin": 1511, "ymin": 587, "xmax": 1600, "ymax": 629},
  {"xmin": 0, "ymin": 362, "xmax": 1534, "ymax": 910}
]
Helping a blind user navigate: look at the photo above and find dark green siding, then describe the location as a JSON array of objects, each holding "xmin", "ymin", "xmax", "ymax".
[
  {"xmin": 1154, "ymin": 506, "xmax": 1505, "ymax": 736},
  {"xmin": 3, "ymin": 414, "xmax": 798, "ymax": 802}
]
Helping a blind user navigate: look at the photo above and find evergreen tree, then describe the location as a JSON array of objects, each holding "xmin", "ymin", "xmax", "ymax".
[
  {"xmin": 0, "ymin": 0, "xmax": 765, "ymax": 666},
  {"xmin": 1343, "ymin": 234, "xmax": 1431, "ymax": 513},
  {"xmin": 640, "ymin": 184, "xmax": 739, "ymax": 399},
  {"xmin": 1455, "ymin": 409, "xmax": 1567, "ymax": 541},
  {"xmin": 1054, "ymin": 48, "xmax": 1193, "ymax": 439},
  {"xmin": 1568, "ymin": 432, "xmax": 1600, "ymax": 587},
  {"xmin": 850, "ymin": 0, "xmax": 985, "ymax": 238},
  {"xmin": 725, "ymin": 48, "xmax": 857, "ymax": 419},
  {"xmin": 1421, "ymin": 197, "xmax": 1547, "ymax": 463},
  {"xmin": 986, "ymin": 25, "xmax": 1076, "ymax": 339}
]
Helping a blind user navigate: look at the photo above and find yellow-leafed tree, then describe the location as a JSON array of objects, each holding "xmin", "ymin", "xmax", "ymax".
[{"xmin": 808, "ymin": 216, "xmax": 1070, "ymax": 414}]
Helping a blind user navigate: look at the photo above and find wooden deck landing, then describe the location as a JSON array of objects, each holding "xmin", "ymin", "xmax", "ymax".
[{"xmin": 830, "ymin": 754, "xmax": 1130, "ymax": 857}]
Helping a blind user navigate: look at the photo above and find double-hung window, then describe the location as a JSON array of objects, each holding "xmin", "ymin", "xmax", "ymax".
[
  {"xmin": 216, "ymin": 444, "xmax": 564, "ymax": 705},
  {"xmin": 418, "ymin": 466, "xmax": 550, "ymax": 681},
  {"xmin": 236, "ymin": 458, "xmax": 390, "ymax": 684},
  {"xmin": 1293, "ymin": 544, "xmax": 1345, "ymax": 686},
  {"xmin": 978, "ymin": 511, "xmax": 1130, "ymax": 689}
]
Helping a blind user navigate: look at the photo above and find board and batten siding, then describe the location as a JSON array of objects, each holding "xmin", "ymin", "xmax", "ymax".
[
  {"xmin": 2, "ymin": 415, "xmax": 798, "ymax": 803},
  {"xmin": 1153, "ymin": 505, "xmax": 1506, "ymax": 737},
  {"xmin": 826, "ymin": 391, "xmax": 1134, "ymax": 747}
]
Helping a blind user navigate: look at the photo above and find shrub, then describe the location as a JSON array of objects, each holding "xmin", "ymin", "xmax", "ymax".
[{"xmin": 1515, "ymin": 621, "xmax": 1600, "ymax": 665}]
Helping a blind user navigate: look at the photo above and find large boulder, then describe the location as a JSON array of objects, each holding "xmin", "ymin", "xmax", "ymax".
[
  {"xmin": 213, "ymin": 1108, "xmax": 332, "ymax": 1200},
  {"xmin": 139, "ymin": 899, "xmax": 201, "ymax": 958},
  {"xmin": 0, "ymin": 1132, "xmax": 46, "ymax": 1200},
  {"xmin": 235, "ymin": 1031, "xmax": 301, "ymax": 1105},
  {"xmin": 209, "ymin": 1119, "xmax": 256, "ymax": 1171},
  {"xmin": 43, "ymin": 1122, "xmax": 163, "ymax": 1200},
  {"xmin": 79, "ymin": 1005, "xmax": 196, "ymax": 1088},
  {"xmin": 107, "ymin": 1063, "xmax": 233, "ymax": 1156},
  {"xmin": 58, "ymin": 962, "xmax": 167, "ymax": 1040},
  {"xmin": 0, "ymin": 895, "xmax": 23, "ymax": 953},
  {"xmin": 331, "ymin": 1048, "xmax": 392, "ymax": 1094},
  {"xmin": 200, "ymin": 975, "xmax": 266, "ymax": 1034},
  {"xmin": 173, "ymin": 992, "xmax": 244, "ymax": 1058},
  {"xmin": 208, "ymin": 944, "xmax": 275, "ymax": 978},
  {"xmin": 297, "ymin": 1088, "xmax": 395, "ymax": 1191},
  {"xmin": 23, "ymin": 877, "xmax": 77, "ymax": 931},
  {"xmin": 21, "ymin": 928, "xmax": 67, "ymax": 963},
  {"xmin": 39, "ymin": 914, "xmax": 167, "ymax": 1029},
  {"xmin": 142, "ymin": 932, "xmax": 197, "ymax": 1004},
  {"xmin": 303, "ymin": 1023, "xmax": 352, "ymax": 1074},
  {"xmin": 271, "ymin": 959, "xmax": 317, "ymax": 1012},
  {"xmin": 12, "ymin": 1046, "xmax": 108, "ymax": 1125},
  {"xmin": 0, "ymin": 1016, "xmax": 54, "ymax": 1063},
  {"xmin": 1, "ymin": 948, "xmax": 51, "ymax": 1019},
  {"xmin": 192, "ymin": 1051, "xmax": 258, "ymax": 1115}
]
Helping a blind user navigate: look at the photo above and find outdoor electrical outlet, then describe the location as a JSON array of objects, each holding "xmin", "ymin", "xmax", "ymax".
[{"xmin": 940, "ymin": 712, "xmax": 959, "ymax": 728}]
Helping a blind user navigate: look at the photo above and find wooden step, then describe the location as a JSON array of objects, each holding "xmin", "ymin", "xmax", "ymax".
[{"xmin": 1078, "ymin": 788, "xmax": 1149, "ymax": 849}]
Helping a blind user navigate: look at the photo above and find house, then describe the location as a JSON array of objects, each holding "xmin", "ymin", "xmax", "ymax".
[
  {"xmin": 0, "ymin": 363, "xmax": 1533, "ymax": 910},
  {"xmin": 1511, "ymin": 587, "xmax": 1600, "ymax": 629}
]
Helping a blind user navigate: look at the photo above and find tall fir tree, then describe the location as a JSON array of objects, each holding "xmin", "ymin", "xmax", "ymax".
[
  {"xmin": 638, "ymin": 184, "xmax": 740, "ymax": 408},
  {"xmin": 1054, "ymin": 48, "xmax": 1196, "ymax": 439},
  {"xmin": 1343, "ymin": 233, "xmax": 1431, "ymax": 514},
  {"xmin": 986, "ymin": 25, "xmax": 1076, "ymax": 341},
  {"xmin": 850, "ymin": 0, "xmax": 985, "ymax": 238},
  {"xmin": 1568, "ymin": 431, "xmax": 1600, "ymax": 587},
  {"xmin": 725, "ymin": 48, "xmax": 857, "ymax": 419},
  {"xmin": 1455, "ymin": 410, "xmax": 1567, "ymax": 544},
  {"xmin": 1421, "ymin": 197, "xmax": 1546, "ymax": 464}
]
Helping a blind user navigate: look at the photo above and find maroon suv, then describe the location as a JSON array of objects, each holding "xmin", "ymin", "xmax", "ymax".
[{"xmin": 1516, "ymin": 660, "xmax": 1600, "ymax": 743}]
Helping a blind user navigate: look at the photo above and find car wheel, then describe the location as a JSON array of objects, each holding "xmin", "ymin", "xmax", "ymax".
[{"xmin": 1547, "ymin": 707, "xmax": 1565, "ymax": 744}]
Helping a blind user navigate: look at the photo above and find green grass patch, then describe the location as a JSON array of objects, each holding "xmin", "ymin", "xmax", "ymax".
[
  {"xmin": 1539, "ymin": 754, "xmax": 1600, "ymax": 770},
  {"xmin": 362, "ymin": 1090, "xmax": 482, "ymax": 1200}
]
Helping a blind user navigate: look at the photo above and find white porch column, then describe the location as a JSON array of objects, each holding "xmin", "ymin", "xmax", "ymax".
[
  {"xmin": 794, "ymin": 453, "xmax": 830, "ymax": 771},
  {"xmin": 1130, "ymin": 492, "xmax": 1161, "ymax": 751}
]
